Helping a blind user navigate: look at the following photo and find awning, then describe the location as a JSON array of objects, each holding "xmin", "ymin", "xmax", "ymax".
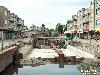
[{"xmin": 95, "ymin": 30, "xmax": 100, "ymax": 32}]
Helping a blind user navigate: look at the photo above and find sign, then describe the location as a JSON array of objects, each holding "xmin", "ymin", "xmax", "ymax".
[{"xmin": 83, "ymin": 24, "xmax": 89, "ymax": 32}]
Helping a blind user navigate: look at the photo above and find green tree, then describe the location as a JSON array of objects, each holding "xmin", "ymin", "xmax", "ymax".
[
  {"xmin": 64, "ymin": 20, "xmax": 73, "ymax": 31},
  {"xmin": 64, "ymin": 24, "xmax": 67, "ymax": 31},
  {"xmin": 56, "ymin": 23, "xmax": 64, "ymax": 34},
  {"xmin": 42, "ymin": 24, "xmax": 45, "ymax": 32},
  {"xmin": 48, "ymin": 29, "xmax": 54, "ymax": 36}
]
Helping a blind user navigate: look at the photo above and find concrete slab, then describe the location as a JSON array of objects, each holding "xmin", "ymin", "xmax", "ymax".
[
  {"xmin": 27, "ymin": 49, "xmax": 59, "ymax": 59},
  {"xmin": 67, "ymin": 45, "xmax": 95, "ymax": 58},
  {"xmin": 60, "ymin": 49, "xmax": 76, "ymax": 56},
  {"xmin": 27, "ymin": 45, "xmax": 94, "ymax": 60}
]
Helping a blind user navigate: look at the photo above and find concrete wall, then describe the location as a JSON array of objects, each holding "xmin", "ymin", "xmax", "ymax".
[
  {"xmin": 0, "ymin": 46, "xmax": 19, "ymax": 72},
  {"xmin": 20, "ymin": 45, "xmax": 33, "ymax": 59},
  {"xmin": 0, "ymin": 6, "xmax": 5, "ymax": 28},
  {"xmin": 0, "ymin": 6, "xmax": 10, "ymax": 29}
]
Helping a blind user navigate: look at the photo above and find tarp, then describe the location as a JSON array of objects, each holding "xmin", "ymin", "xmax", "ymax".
[
  {"xmin": 66, "ymin": 33, "xmax": 74, "ymax": 41},
  {"xmin": 64, "ymin": 31, "xmax": 71, "ymax": 34}
]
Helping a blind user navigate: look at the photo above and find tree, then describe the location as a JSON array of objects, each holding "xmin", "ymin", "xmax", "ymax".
[
  {"xmin": 65, "ymin": 20, "xmax": 73, "ymax": 31},
  {"xmin": 64, "ymin": 24, "xmax": 68, "ymax": 31},
  {"xmin": 48, "ymin": 29, "xmax": 54, "ymax": 36},
  {"xmin": 42, "ymin": 24, "xmax": 45, "ymax": 32},
  {"xmin": 56, "ymin": 23, "xmax": 64, "ymax": 34},
  {"xmin": 66, "ymin": 20, "xmax": 72, "ymax": 24}
]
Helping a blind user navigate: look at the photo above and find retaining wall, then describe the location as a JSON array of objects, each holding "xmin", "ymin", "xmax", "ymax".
[
  {"xmin": 19, "ymin": 45, "xmax": 33, "ymax": 59},
  {"xmin": 0, "ymin": 46, "xmax": 19, "ymax": 72}
]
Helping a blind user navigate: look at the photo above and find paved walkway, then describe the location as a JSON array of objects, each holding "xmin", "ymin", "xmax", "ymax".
[
  {"xmin": 67, "ymin": 45, "xmax": 94, "ymax": 58},
  {"xmin": 75, "ymin": 38, "xmax": 100, "ymax": 45},
  {"xmin": 0, "ymin": 38, "xmax": 30, "ymax": 51},
  {"xmin": 73, "ymin": 37, "xmax": 100, "ymax": 55}
]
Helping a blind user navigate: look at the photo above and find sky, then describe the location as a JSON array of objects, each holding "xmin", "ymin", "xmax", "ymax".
[{"xmin": 0, "ymin": 0, "xmax": 92, "ymax": 29}]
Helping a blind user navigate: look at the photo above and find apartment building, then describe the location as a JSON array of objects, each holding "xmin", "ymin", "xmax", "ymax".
[
  {"xmin": 67, "ymin": 20, "xmax": 73, "ymax": 32},
  {"xmin": 83, "ymin": 8, "xmax": 91, "ymax": 32},
  {"xmin": 66, "ymin": 0, "xmax": 100, "ymax": 39},
  {"xmin": 0, "ymin": 6, "xmax": 10, "ymax": 39},
  {"xmin": 76, "ymin": 8, "xmax": 86, "ymax": 38},
  {"xmin": 30, "ymin": 25, "xmax": 42, "ymax": 31},
  {"xmin": 90, "ymin": 1, "xmax": 94, "ymax": 31},
  {"xmin": 72, "ymin": 15, "xmax": 78, "ymax": 32},
  {"xmin": 95, "ymin": 0, "xmax": 100, "ymax": 31},
  {"xmin": 87, "ymin": 0, "xmax": 100, "ymax": 37},
  {"xmin": 0, "ymin": 6, "xmax": 26, "ymax": 39},
  {"xmin": 78, "ymin": 0, "xmax": 100, "ymax": 38},
  {"xmin": 30, "ymin": 24, "xmax": 50, "ymax": 36}
]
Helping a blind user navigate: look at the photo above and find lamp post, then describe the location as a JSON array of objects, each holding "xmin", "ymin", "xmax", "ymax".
[
  {"xmin": 1, "ymin": 28, "xmax": 4, "ymax": 51},
  {"xmin": 94, "ymin": 0, "xmax": 96, "ymax": 40}
]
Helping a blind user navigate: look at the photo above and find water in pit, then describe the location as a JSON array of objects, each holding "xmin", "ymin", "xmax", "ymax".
[{"xmin": 1, "ymin": 61, "xmax": 100, "ymax": 75}]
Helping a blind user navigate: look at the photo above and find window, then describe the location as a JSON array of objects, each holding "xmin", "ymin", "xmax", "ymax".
[
  {"xmin": 96, "ymin": 1, "xmax": 100, "ymax": 7},
  {"xmin": 14, "ymin": 22, "xmax": 15, "ymax": 25},
  {"xmin": 80, "ymin": 24, "xmax": 82, "ymax": 29},
  {"xmin": 96, "ymin": 19, "xmax": 100, "ymax": 26},
  {"xmin": 5, "ymin": 20, "xmax": 7, "ymax": 24},
  {"xmin": 5, "ymin": 11, "xmax": 7, "ymax": 16},
  {"xmin": 96, "ymin": 9, "xmax": 100, "ymax": 15}
]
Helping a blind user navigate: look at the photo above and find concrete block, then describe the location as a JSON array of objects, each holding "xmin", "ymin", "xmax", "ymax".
[
  {"xmin": 65, "ymin": 56, "xmax": 76, "ymax": 62},
  {"xmin": 95, "ymin": 52, "xmax": 100, "ymax": 59},
  {"xmin": 59, "ymin": 53, "xmax": 64, "ymax": 63}
]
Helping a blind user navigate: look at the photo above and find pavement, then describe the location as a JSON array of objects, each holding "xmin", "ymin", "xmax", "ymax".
[
  {"xmin": 73, "ymin": 37, "xmax": 100, "ymax": 55},
  {"xmin": 74, "ymin": 37, "xmax": 100, "ymax": 45},
  {"xmin": 67, "ymin": 45, "xmax": 94, "ymax": 58},
  {"xmin": 0, "ymin": 38, "xmax": 30, "ymax": 51}
]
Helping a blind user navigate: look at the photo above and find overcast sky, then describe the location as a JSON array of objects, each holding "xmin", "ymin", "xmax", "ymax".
[{"xmin": 0, "ymin": 0, "xmax": 92, "ymax": 29}]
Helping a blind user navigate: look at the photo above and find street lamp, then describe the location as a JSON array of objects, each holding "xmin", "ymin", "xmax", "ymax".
[
  {"xmin": 1, "ymin": 28, "xmax": 4, "ymax": 51},
  {"xmin": 94, "ymin": 0, "xmax": 96, "ymax": 40}
]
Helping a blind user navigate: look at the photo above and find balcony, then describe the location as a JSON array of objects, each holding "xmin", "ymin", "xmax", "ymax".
[
  {"xmin": 9, "ymin": 17, "xmax": 16, "ymax": 22},
  {"xmin": 16, "ymin": 27, "xmax": 22, "ymax": 31},
  {"xmin": 9, "ymin": 13, "xmax": 16, "ymax": 22},
  {"xmin": 84, "ymin": 8, "xmax": 90, "ymax": 15},
  {"xmin": 74, "ymin": 25, "xmax": 78, "ymax": 31},
  {"xmin": 8, "ymin": 23, "xmax": 14, "ymax": 29},
  {"xmin": 21, "ymin": 28, "xmax": 26, "ymax": 32},
  {"xmin": 83, "ymin": 16, "xmax": 89, "ymax": 23},
  {"xmin": 17, "ymin": 19, "xmax": 23, "ymax": 25},
  {"xmin": 73, "ymin": 21, "xmax": 77, "ymax": 25},
  {"xmin": 72, "ymin": 15, "xmax": 77, "ymax": 21},
  {"xmin": 13, "ymin": 27, "xmax": 18, "ymax": 31}
]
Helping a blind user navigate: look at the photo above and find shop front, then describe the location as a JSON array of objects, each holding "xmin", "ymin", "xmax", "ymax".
[{"xmin": 83, "ymin": 23, "xmax": 89, "ymax": 39}]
